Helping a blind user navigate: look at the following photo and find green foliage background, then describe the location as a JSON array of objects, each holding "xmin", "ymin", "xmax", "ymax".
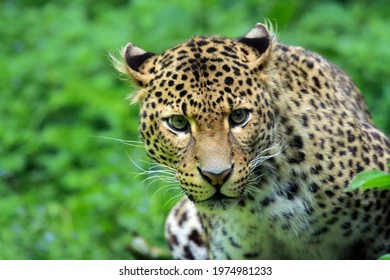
[{"xmin": 1, "ymin": 0, "xmax": 389, "ymax": 259}]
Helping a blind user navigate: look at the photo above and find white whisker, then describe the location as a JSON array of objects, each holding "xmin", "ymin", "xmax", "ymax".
[
  {"xmin": 164, "ymin": 190, "xmax": 186, "ymax": 209},
  {"xmin": 250, "ymin": 138, "xmax": 286, "ymax": 173},
  {"xmin": 152, "ymin": 183, "xmax": 179, "ymax": 200},
  {"xmin": 124, "ymin": 151, "xmax": 181, "ymax": 204},
  {"xmin": 247, "ymin": 173, "xmax": 265, "ymax": 185},
  {"xmin": 92, "ymin": 135, "xmax": 144, "ymax": 148}
]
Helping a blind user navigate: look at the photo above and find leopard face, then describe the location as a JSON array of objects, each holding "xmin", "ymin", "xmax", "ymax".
[{"xmin": 119, "ymin": 25, "xmax": 279, "ymax": 209}]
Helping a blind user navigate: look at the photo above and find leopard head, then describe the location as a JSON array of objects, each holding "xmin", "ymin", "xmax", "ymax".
[{"xmin": 118, "ymin": 24, "xmax": 279, "ymax": 210}]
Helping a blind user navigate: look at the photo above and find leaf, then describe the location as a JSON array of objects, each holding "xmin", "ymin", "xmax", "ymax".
[
  {"xmin": 344, "ymin": 169, "xmax": 390, "ymax": 192},
  {"xmin": 379, "ymin": 254, "xmax": 390, "ymax": 260}
]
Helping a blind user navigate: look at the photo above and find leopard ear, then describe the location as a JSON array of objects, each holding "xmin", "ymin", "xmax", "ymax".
[
  {"xmin": 238, "ymin": 23, "xmax": 272, "ymax": 66},
  {"xmin": 122, "ymin": 43, "xmax": 155, "ymax": 85}
]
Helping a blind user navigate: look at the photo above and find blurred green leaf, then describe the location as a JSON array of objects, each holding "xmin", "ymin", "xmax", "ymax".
[
  {"xmin": 379, "ymin": 254, "xmax": 390, "ymax": 260},
  {"xmin": 345, "ymin": 170, "xmax": 390, "ymax": 192}
]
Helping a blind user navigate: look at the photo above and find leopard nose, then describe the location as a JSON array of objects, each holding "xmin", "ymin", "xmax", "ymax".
[{"xmin": 198, "ymin": 166, "xmax": 233, "ymax": 189}]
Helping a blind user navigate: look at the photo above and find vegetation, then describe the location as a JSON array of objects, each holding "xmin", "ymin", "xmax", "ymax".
[
  {"xmin": 1, "ymin": 0, "xmax": 389, "ymax": 259},
  {"xmin": 346, "ymin": 164, "xmax": 390, "ymax": 260},
  {"xmin": 379, "ymin": 254, "xmax": 390, "ymax": 260},
  {"xmin": 345, "ymin": 163, "xmax": 390, "ymax": 192}
]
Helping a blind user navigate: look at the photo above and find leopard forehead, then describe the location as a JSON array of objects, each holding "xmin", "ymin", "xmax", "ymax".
[{"xmin": 141, "ymin": 36, "xmax": 267, "ymax": 116}]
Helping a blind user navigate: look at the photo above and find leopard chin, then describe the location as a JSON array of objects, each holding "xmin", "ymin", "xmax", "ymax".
[
  {"xmin": 195, "ymin": 198, "xmax": 239, "ymax": 213},
  {"xmin": 194, "ymin": 192, "xmax": 241, "ymax": 213}
]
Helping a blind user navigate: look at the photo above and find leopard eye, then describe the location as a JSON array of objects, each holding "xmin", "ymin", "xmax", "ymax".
[
  {"xmin": 166, "ymin": 115, "xmax": 189, "ymax": 132},
  {"xmin": 229, "ymin": 109, "xmax": 250, "ymax": 127}
]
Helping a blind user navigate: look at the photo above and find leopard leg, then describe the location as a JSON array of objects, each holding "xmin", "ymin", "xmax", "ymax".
[{"xmin": 165, "ymin": 197, "xmax": 208, "ymax": 259}]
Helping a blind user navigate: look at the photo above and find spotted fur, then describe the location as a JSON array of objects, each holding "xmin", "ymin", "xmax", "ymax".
[{"xmin": 116, "ymin": 23, "xmax": 390, "ymax": 259}]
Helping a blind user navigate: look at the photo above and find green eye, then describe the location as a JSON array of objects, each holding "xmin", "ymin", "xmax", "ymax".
[
  {"xmin": 229, "ymin": 109, "xmax": 250, "ymax": 127},
  {"xmin": 167, "ymin": 115, "xmax": 189, "ymax": 132}
]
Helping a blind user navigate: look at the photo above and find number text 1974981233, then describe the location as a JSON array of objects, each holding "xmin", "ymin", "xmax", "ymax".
[{"xmin": 212, "ymin": 266, "xmax": 272, "ymax": 276}]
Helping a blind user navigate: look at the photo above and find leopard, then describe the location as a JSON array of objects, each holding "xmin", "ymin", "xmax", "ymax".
[{"xmin": 114, "ymin": 23, "xmax": 390, "ymax": 259}]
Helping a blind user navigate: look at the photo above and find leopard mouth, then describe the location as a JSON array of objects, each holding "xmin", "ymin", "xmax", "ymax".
[
  {"xmin": 188, "ymin": 191, "xmax": 237, "ymax": 203},
  {"xmin": 208, "ymin": 191, "xmax": 236, "ymax": 201}
]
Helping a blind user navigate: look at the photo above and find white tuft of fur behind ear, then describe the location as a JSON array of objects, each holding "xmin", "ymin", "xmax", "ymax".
[
  {"xmin": 109, "ymin": 43, "xmax": 155, "ymax": 104},
  {"xmin": 109, "ymin": 49, "xmax": 127, "ymax": 75}
]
